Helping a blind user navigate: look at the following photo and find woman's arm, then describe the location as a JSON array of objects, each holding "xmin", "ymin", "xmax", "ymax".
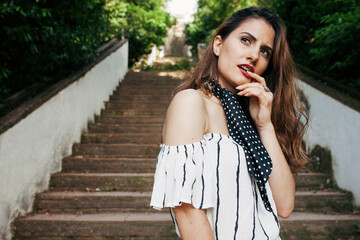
[
  {"xmin": 257, "ymin": 125, "xmax": 295, "ymax": 218},
  {"xmin": 162, "ymin": 89, "xmax": 215, "ymax": 239},
  {"xmin": 172, "ymin": 203, "xmax": 214, "ymax": 240},
  {"xmin": 237, "ymin": 72, "xmax": 295, "ymax": 218}
]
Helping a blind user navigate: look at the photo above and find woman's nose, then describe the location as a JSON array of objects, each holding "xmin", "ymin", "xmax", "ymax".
[{"xmin": 246, "ymin": 48, "xmax": 259, "ymax": 65}]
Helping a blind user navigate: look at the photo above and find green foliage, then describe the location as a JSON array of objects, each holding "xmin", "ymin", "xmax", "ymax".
[
  {"xmin": 0, "ymin": 0, "xmax": 172, "ymax": 101},
  {"xmin": 185, "ymin": 0, "xmax": 256, "ymax": 55},
  {"xmin": 0, "ymin": 0, "xmax": 111, "ymax": 101},
  {"xmin": 309, "ymin": 5, "xmax": 360, "ymax": 89},
  {"xmin": 186, "ymin": 0, "xmax": 360, "ymax": 92},
  {"xmin": 257, "ymin": 0, "xmax": 360, "ymax": 91},
  {"xmin": 107, "ymin": 0, "xmax": 172, "ymax": 65}
]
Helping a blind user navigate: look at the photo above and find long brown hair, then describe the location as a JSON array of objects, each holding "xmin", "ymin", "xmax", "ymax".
[{"xmin": 176, "ymin": 7, "xmax": 309, "ymax": 173}]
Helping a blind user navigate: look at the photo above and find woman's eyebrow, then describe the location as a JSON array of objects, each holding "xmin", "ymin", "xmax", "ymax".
[
  {"xmin": 240, "ymin": 31, "xmax": 257, "ymax": 41},
  {"xmin": 263, "ymin": 45, "xmax": 273, "ymax": 53},
  {"xmin": 240, "ymin": 31, "xmax": 273, "ymax": 52}
]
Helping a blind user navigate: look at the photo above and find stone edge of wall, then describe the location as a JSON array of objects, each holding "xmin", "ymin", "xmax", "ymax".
[
  {"xmin": 297, "ymin": 64, "xmax": 360, "ymax": 113},
  {"xmin": 0, "ymin": 39, "xmax": 128, "ymax": 135}
]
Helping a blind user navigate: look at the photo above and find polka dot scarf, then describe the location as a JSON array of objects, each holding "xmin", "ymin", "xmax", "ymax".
[{"xmin": 210, "ymin": 80, "xmax": 273, "ymax": 212}]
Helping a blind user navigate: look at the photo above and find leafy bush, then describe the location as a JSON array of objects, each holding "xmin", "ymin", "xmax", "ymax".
[
  {"xmin": 107, "ymin": 0, "xmax": 172, "ymax": 65},
  {"xmin": 185, "ymin": 0, "xmax": 360, "ymax": 93},
  {"xmin": 0, "ymin": 0, "xmax": 111, "ymax": 101},
  {"xmin": 185, "ymin": 0, "xmax": 256, "ymax": 56},
  {"xmin": 309, "ymin": 5, "xmax": 360, "ymax": 89},
  {"xmin": 257, "ymin": 0, "xmax": 360, "ymax": 91},
  {"xmin": 0, "ymin": 0, "xmax": 172, "ymax": 101}
]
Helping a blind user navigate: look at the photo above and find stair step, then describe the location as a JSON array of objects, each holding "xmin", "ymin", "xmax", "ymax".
[
  {"xmin": 33, "ymin": 191, "xmax": 154, "ymax": 214},
  {"xmin": 119, "ymin": 78, "xmax": 179, "ymax": 83},
  {"xmin": 116, "ymin": 86, "xmax": 176, "ymax": 92},
  {"xmin": 115, "ymin": 87, "xmax": 176, "ymax": 92},
  {"xmin": 294, "ymin": 173, "xmax": 333, "ymax": 190},
  {"xmin": 72, "ymin": 143, "xmax": 159, "ymax": 158},
  {"xmin": 49, "ymin": 173, "xmax": 154, "ymax": 192},
  {"xmin": 105, "ymin": 99, "xmax": 170, "ymax": 104},
  {"xmin": 294, "ymin": 191, "xmax": 354, "ymax": 213},
  {"xmin": 118, "ymin": 80, "xmax": 177, "ymax": 85},
  {"xmin": 94, "ymin": 116, "xmax": 165, "ymax": 124},
  {"xmin": 62, "ymin": 157, "xmax": 156, "ymax": 173},
  {"xmin": 125, "ymin": 70, "xmax": 189, "ymax": 78},
  {"xmin": 114, "ymin": 89, "xmax": 175, "ymax": 95},
  {"xmin": 14, "ymin": 212, "xmax": 360, "ymax": 239},
  {"xmin": 120, "ymin": 78, "xmax": 178, "ymax": 82},
  {"xmin": 101, "ymin": 109, "xmax": 166, "ymax": 117},
  {"xmin": 88, "ymin": 123, "xmax": 162, "ymax": 134},
  {"xmin": 14, "ymin": 213, "xmax": 176, "ymax": 239},
  {"xmin": 81, "ymin": 133, "xmax": 161, "ymax": 144},
  {"xmin": 104, "ymin": 102, "xmax": 169, "ymax": 109},
  {"xmin": 122, "ymin": 77, "xmax": 178, "ymax": 82},
  {"xmin": 279, "ymin": 212, "xmax": 360, "ymax": 239},
  {"xmin": 34, "ymin": 190, "xmax": 354, "ymax": 215},
  {"xmin": 109, "ymin": 94, "xmax": 171, "ymax": 101},
  {"xmin": 121, "ymin": 79, "xmax": 177, "ymax": 83},
  {"xmin": 121, "ymin": 79, "xmax": 181, "ymax": 84},
  {"xmin": 49, "ymin": 172, "xmax": 332, "ymax": 192}
]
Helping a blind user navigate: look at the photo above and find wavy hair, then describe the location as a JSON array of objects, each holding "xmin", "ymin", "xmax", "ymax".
[{"xmin": 175, "ymin": 7, "xmax": 309, "ymax": 173}]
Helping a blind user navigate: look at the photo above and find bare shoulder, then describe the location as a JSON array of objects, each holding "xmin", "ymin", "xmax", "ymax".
[
  {"xmin": 163, "ymin": 89, "xmax": 207, "ymax": 145},
  {"xmin": 170, "ymin": 89, "xmax": 205, "ymax": 109}
]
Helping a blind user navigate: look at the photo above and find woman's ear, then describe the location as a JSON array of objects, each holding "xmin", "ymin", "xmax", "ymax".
[{"xmin": 213, "ymin": 35, "xmax": 222, "ymax": 56}]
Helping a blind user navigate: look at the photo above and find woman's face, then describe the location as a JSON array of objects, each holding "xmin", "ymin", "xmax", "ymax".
[{"xmin": 213, "ymin": 18, "xmax": 275, "ymax": 92}]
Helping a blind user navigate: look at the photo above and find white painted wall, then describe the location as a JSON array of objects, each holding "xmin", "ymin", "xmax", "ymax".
[
  {"xmin": 0, "ymin": 41, "xmax": 128, "ymax": 240},
  {"xmin": 298, "ymin": 80, "xmax": 360, "ymax": 205}
]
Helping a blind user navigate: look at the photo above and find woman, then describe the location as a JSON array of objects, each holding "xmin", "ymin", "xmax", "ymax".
[{"xmin": 150, "ymin": 7, "xmax": 308, "ymax": 240}]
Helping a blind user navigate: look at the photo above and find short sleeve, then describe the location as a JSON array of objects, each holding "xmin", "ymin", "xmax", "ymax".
[{"xmin": 150, "ymin": 139, "xmax": 216, "ymax": 210}]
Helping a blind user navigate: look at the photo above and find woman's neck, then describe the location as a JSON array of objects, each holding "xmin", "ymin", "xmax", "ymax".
[{"xmin": 218, "ymin": 78, "xmax": 237, "ymax": 95}]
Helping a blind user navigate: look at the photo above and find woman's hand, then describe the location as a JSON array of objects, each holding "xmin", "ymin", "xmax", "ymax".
[
  {"xmin": 236, "ymin": 71, "xmax": 273, "ymax": 130},
  {"xmin": 237, "ymin": 72, "xmax": 295, "ymax": 218}
]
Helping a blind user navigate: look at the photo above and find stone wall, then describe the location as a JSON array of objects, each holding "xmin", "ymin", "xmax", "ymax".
[{"xmin": 0, "ymin": 40, "xmax": 128, "ymax": 240}]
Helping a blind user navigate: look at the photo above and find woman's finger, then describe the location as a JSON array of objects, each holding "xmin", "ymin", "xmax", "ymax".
[
  {"xmin": 236, "ymin": 82, "xmax": 264, "ymax": 91},
  {"xmin": 238, "ymin": 86, "xmax": 265, "ymax": 98},
  {"xmin": 247, "ymin": 71, "xmax": 267, "ymax": 87},
  {"xmin": 237, "ymin": 82, "xmax": 271, "ymax": 95},
  {"xmin": 238, "ymin": 85, "xmax": 273, "ymax": 104}
]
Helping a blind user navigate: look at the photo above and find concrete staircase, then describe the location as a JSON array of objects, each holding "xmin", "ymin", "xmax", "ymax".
[{"xmin": 13, "ymin": 71, "xmax": 360, "ymax": 239}]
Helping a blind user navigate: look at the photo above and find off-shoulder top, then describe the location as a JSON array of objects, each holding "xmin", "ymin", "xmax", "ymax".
[{"xmin": 150, "ymin": 133, "xmax": 280, "ymax": 240}]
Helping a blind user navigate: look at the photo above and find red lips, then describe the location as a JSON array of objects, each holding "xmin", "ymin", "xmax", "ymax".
[
  {"xmin": 238, "ymin": 64, "xmax": 254, "ymax": 78},
  {"xmin": 238, "ymin": 64, "xmax": 254, "ymax": 73}
]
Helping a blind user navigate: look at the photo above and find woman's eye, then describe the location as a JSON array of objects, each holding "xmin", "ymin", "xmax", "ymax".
[
  {"xmin": 261, "ymin": 49, "xmax": 270, "ymax": 58},
  {"xmin": 241, "ymin": 37, "xmax": 251, "ymax": 45}
]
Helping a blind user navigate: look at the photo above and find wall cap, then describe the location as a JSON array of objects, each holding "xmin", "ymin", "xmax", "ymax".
[{"xmin": 297, "ymin": 64, "xmax": 360, "ymax": 113}]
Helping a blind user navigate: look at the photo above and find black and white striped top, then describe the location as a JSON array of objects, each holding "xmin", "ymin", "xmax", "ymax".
[{"xmin": 150, "ymin": 133, "xmax": 280, "ymax": 239}]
